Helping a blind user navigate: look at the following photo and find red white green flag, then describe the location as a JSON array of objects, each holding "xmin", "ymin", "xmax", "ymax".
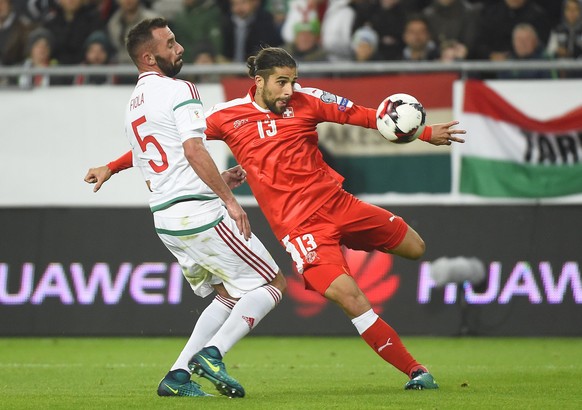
[{"xmin": 458, "ymin": 80, "xmax": 582, "ymax": 198}]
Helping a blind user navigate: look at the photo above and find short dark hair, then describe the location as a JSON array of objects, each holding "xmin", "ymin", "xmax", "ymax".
[
  {"xmin": 247, "ymin": 47, "xmax": 297, "ymax": 79},
  {"xmin": 126, "ymin": 17, "xmax": 168, "ymax": 64}
]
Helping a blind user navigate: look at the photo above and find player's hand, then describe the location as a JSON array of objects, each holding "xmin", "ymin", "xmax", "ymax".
[
  {"xmin": 225, "ymin": 200, "xmax": 252, "ymax": 241},
  {"xmin": 221, "ymin": 165, "xmax": 247, "ymax": 190},
  {"xmin": 84, "ymin": 165, "xmax": 112, "ymax": 192},
  {"xmin": 428, "ymin": 121, "xmax": 466, "ymax": 146}
]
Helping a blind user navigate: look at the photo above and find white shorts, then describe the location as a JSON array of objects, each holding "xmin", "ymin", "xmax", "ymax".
[{"xmin": 154, "ymin": 200, "xmax": 279, "ymax": 298}]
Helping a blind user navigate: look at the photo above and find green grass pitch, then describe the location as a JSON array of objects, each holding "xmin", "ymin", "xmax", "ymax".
[{"xmin": 1, "ymin": 336, "xmax": 581, "ymax": 409}]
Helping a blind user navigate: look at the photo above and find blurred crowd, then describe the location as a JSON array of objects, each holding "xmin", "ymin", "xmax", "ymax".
[{"xmin": 0, "ymin": 0, "xmax": 580, "ymax": 87}]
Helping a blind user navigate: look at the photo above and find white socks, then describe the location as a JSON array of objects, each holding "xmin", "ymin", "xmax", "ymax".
[
  {"xmin": 206, "ymin": 285, "xmax": 282, "ymax": 356},
  {"xmin": 170, "ymin": 295, "xmax": 235, "ymax": 371},
  {"xmin": 351, "ymin": 308, "xmax": 379, "ymax": 335}
]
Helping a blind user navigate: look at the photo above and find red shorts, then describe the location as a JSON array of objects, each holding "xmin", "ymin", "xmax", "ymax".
[{"xmin": 281, "ymin": 189, "xmax": 408, "ymax": 295}]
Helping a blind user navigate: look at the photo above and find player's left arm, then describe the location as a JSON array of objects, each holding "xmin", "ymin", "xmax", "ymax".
[
  {"xmin": 425, "ymin": 121, "xmax": 466, "ymax": 146},
  {"xmin": 346, "ymin": 104, "xmax": 466, "ymax": 145},
  {"xmin": 84, "ymin": 150, "xmax": 133, "ymax": 192},
  {"xmin": 221, "ymin": 165, "xmax": 247, "ymax": 190}
]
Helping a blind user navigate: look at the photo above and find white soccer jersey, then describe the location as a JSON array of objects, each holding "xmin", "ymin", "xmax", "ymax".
[{"xmin": 124, "ymin": 71, "xmax": 216, "ymax": 211}]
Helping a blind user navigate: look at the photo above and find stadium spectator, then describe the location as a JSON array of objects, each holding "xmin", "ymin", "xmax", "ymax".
[
  {"xmin": 473, "ymin": 0, "xmax": 551, "ymax": 62},
  {"xmin": 535, "ymin": 0, "xmax": 564, "ymax": 30},
  {"xmin": 498, "ymin": 22, "xmax": 557, "ymax": 79},
  {"xmin": 282, "ymin": 19, "xmax": 328, "ymax": 63},
  {"xmin": 170, "ymin": 0, "xmax": 224, "ymax": 64},
  {"xmin": 18, "ymin": 27, "xmax": 57, "ymax": 88},
  {"xmin": 151, "ymin": 0, "xmax": 184, "ymax": 19},
  {"xmin": 94, "ymin": 0, "xmax": 118, "ymax": 23},
  {"xmin": 350, "ymin": 25, "xmax": 381, "ymax": 62},
  {"xmin": 282, "ymin": 0, "xmax": 355, "ymax": 61},
  {"xmin": 353, "ymin": 0, "xmax": 406, "ymax": 61},
  {"xmin": 94, "ymin": 46, "xmax": 466, "ymax": 391},
  {"xmin": 188, "ymin": 43, "xmax": 222, "ymax": 82},
  {"xmin": 439, "ymin": 38, "xmax": 467, "ymax": 62},
  {"xmin": 221, "ymin": 0, "xmax": 283, "ymax": 62},
  {"xmin": 318, "ymin": 0, "xmax": 356, "ymax": 61},
  {"xmin": 22, "ymin": 0, "xmax": 58, "ymax": 23},
  {"xmin": 108, "ymin": 0, "xmax": 159, "ymax": 64},
  {"xmin": 0, "ymin": 0, "xmax": 32, "ymax": 67},
  {"xmin": 421, "ymin": 0, "xmax": 481, "ymax": 60},
  {"xmin": 43, "ymin": 0, "xmax": 103, "ymax": 65},
  {"xmin": 401, "ymin": 14, "xmax": 439, "ymax": 61},
  {"xmin": 73, "ymin": 29, "xmax": 116, "ymax": 84},
  {"xmin": 400, "ymin": 0, "xmax": 431, "ymax": 14},
  {"xmin": 546, "ymin": 0, "xmax": 582, "ymax": 78},
  {"xmin": 281, "ymin": 0, "xmax": 324, "ymax": 45},
  {"xmin": 264, "ymin": 0, "xmax": 289, "ymax": 32},
  {"xmin": 84, "ymin": 18, "xmax": 286, "ymax": 398}
]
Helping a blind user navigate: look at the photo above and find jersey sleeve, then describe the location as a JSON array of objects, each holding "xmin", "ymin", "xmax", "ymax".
[
  {"xmin": 203, "ymin": 107, "xmax": 222, "ymax": 141},
  {"xmin": 298, "ymin": 87, "xmax": 435, "ymax": 142},
  {"xmin": 299, "ymin": 87, "xmax": 377, "ymax": 128},
  {"xmin": 171, "ymin": 80, "xmax": 207, "ymax": 143},
  {"xmin": 107, "ymin": 150, "xmax": 133, "ymax": 173}
]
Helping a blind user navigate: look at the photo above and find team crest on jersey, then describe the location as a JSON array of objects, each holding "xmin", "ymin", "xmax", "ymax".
[
  {"xmin": 282, "ymin": 107, "xmax": 294, "ymax": 118},
  {"xmin": 233, "ymin": 119, "xmax": 249, "ymax": 128},
  {"xmin": 305, "ymin": 251, "xmax": 319, "ymax": 264},
  {"xmin": 320, "ymin": 91, "xmax": 337, "ymax": 104}
]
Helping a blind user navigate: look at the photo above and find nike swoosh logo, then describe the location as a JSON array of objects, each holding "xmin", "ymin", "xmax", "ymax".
[
  {"xmin": 200, "ymin": 356, "xmax": 220, "ymax": 373},
  {"xmin": 164, "ymin": 383, "xmax": 179, "ymax": 395}
]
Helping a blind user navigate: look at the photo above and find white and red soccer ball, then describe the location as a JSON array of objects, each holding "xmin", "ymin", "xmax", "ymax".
[{"xmin": 376, "ymin": 93, "xmax": 426, "ymax": 143}]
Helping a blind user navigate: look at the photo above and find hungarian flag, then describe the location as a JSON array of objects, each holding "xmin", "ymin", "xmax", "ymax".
[{"xmin": 458, "ymin": 80, "xmax": 582, "ymax": 198}]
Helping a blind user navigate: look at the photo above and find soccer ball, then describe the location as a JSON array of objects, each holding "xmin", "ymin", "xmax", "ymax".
[{"xmin": 376, "ymin": 93, "xmax": 426, "ymax": 143}]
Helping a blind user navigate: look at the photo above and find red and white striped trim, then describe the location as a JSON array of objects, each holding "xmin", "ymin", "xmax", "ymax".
[
  {"xmin": 215, "ymin": 294, "xmax": 237, "ymax": 310},
  {"xmin": 175, "ymin": 78, "xmax": 200, "ymax": 100},
  {"xmin": 262, "ymin": 284, "xmax": 283, "ymax": 304},
  {"xmin": 214, "ymin": 222, "xmax": 277, "ymax": 282}
]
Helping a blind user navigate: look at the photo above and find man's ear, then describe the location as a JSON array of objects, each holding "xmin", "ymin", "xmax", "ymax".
[
  {"xmin": 254, "ymin": 75, "xmax": 263, "ymax": 88},
  {"xmin": 142, "ymin": 51, "xmax": 156, "ymax": 67}
]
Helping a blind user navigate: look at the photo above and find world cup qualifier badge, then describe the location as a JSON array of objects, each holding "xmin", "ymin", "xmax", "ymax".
[{"xmin": 320, "ymin": 91, "xmax": 337, "ymax": 104}]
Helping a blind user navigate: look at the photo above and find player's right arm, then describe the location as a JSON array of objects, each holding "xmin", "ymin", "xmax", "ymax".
[
  {"xmin": 183, "ymin": 137, "xmax": 251, "ymax": 240},
  {"xmin": 84, "ymin": 148, "xmax": 244, "ymax": 192}
]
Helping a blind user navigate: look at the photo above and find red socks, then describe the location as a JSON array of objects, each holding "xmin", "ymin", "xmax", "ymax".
[{"xmin": 361, "ymin": 318, "xmax": 423, "ymax": 377}]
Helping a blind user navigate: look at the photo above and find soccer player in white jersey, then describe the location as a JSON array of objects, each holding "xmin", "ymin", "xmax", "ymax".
[
  {"xmin": 85, "ymin": 18, "xmax": 286, "ymax": 398},
  {"xmin": 88, "ymin": 46, "xmax": 465, "ymax": 391}
]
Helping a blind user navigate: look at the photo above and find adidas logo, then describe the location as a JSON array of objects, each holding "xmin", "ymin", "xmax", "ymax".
[{"xmin": 242, "ymin": 316, "xmax": 255, "ymax": 329}]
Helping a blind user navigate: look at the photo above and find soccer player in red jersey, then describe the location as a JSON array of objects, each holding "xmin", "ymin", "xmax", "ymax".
[{"xmin": 86, "ymin": 46, "xmax": 465, "ymax": 390}]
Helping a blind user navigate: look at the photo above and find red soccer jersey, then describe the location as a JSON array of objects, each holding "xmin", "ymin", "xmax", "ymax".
[{"xmin": 204, "ymin": 85, "xmax": 378, "ymax": 239}]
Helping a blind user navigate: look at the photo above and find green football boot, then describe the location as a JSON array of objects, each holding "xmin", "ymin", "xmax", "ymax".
[
  {"xmin": 157, "ymin": 369, "xmax": 212, "ymax": 397},
  {"xmin": 404, "ymin": 369, "xmax": 439, "ymax": 390},
  {"xmin": 189, "ymin": 346, "xmax": 245, "ymax": 398}
]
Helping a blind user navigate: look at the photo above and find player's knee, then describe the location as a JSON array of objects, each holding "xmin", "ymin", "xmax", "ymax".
[
  {"xmin": 337, "ymin": 293, "xmax": 371, "ymax": 318},
  {"xmin": 270, "ymin": 271, "xmax": 287, "ymax": 295},
  {"xmin": 325, "ymin": 277, "xmax": 371, "ymax": 317},
  {"xmin": 409, "ymin": 237, "xmax": 426, "ymax": 260}
]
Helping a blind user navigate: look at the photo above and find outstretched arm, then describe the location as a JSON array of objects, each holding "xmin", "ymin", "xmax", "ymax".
[
  {"xmin": 84, "ymin": 165, "xmax": 113, "ymax": 193},
  {"xmin": 84, "ymin": 150, "xmax": 133, "ymax": 192},
  {"xmin": 423, "ymin": 121, "xmax": 466, "ymax": 146}
]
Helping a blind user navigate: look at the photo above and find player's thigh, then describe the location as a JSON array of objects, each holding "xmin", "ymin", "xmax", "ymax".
[
  {"xmin": 338, "ymin": 196, "xmax": 408, "ymax": 252},
  {"xmin": 161, "ymin": 218, "xmax": 280, "ymax": 298},
  {"xmin": 282, "ymin": 219, "xmax": 348, "ymax": 295},
  {"xmin": 388, "ymin": 223, "xmax": 425, "ymax": 260}
]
